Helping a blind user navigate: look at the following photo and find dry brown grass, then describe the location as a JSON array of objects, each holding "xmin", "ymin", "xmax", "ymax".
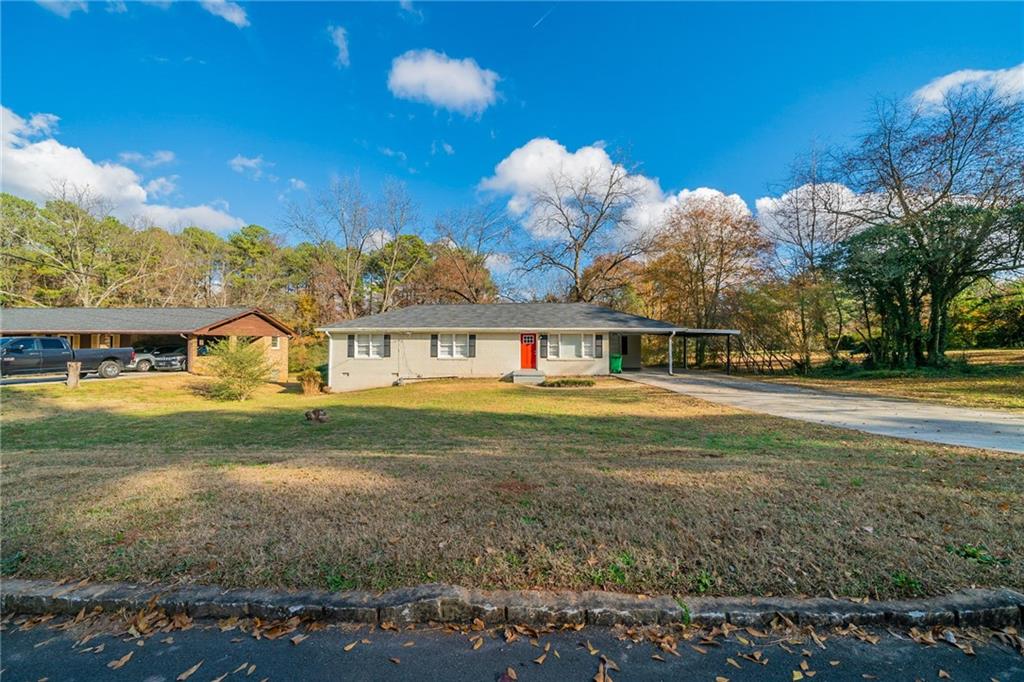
[
  {"xmin": 757, "ymin": 349, "xmax": 1024, "ymax": 411},
  {"xmin": 2, "ymin": 374, "xmax": 1021, "ymax": 599}
]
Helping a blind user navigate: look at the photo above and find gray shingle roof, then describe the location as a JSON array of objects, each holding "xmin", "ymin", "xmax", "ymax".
[
  {"xmin": 320, "ymin": 303, "xmax": 685, "ymax": 332},
  {"xmin": 0, "ymin": 307, "xmax": 254, "ymax": 334}
]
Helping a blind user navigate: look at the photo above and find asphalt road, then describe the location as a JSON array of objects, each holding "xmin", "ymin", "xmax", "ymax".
[
  {"xmin": 2, "ymin": 618, "xmax": 1021, "ymax": 681},
  {"xmin": 624, "ymin": 371, "xmax": 1024, "ymax": 454}
]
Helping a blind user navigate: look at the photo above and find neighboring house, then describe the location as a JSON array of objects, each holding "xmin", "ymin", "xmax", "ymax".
[
  {"xmin": 0, "ymin": 307, "xmax": 294, "ymax": 381},
  {"xmin": 317, "ymin": 303, "xmax": 738, "ymax": 392}
]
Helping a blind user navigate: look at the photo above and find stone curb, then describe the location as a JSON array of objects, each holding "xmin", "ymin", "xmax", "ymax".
[{"xmin": 2, "ymin": 579, "xmax": 1022, "ymax": 629}]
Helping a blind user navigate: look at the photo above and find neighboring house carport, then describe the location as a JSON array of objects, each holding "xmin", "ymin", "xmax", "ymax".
[{"xmin": 0, "ymin": 307, "xmax": 294, "ymax": 381}]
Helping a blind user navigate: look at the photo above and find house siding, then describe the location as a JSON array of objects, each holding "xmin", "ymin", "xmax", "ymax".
[{"xmin": 326, "ymin": 331, "xmax": 611, "ymax": 392}]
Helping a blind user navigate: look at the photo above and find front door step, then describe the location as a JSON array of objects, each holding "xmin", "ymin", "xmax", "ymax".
[{"xmin": 511, "ymin": 369, "xmax": 545, "ymax": 385}]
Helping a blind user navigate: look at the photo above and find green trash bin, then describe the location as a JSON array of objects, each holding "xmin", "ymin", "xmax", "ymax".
[{"xmin": 609, "ymin": 354, "xmax": 623, "ymax": 374}]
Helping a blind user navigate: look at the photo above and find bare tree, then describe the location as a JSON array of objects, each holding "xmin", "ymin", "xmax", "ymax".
[
  {"xmin": 369, "ymin": 180, "xmax": 423, "ymax": 313},
  {"xmin": 1, "ymin": 182, "xmax": 159, "ymax": 307},
  {"xmin": 432, "ymin": 202, "xmax": 511, "ymax": 302},
  {"xmin": 520, "ymin": 161, "xmax": 650, "ymax": 302},
  {"xmin": 832, "ymin": 86, "xmax": 1024, "ymax": 224},
  {"xmin": 759, "ymin": 154, "xmax": 860, "ymax": 364},
  {"xmin": 284, "ymin": 175, "xmax": 375, "ymax": 320}
]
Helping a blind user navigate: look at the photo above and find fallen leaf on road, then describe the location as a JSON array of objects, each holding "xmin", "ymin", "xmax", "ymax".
[
  {"xmin": 107, "ymin": 652, "xmax": 133, "ymax": 670},
  {"xmin": 471, "ymin": 618, "xmax": 485, "ymax": 631},
  {"xmin": 380, "ymin": 621, "xmax": 397, "ymax": 631},
  {"xmin": 232, "ymin": 663, "xmax": 248, "ymax": 673},
  {"xmin": 652, "ymin": 654, "xmax": 665, "ymax": 662},
  {"xmin": 691, "ymin": 644, "xmax": 708, "ymax": 654},
  {"xmin": 533, "ymin": 653, "xmax": 546, "ymax": 665},
  {"xmin": 938, "ymin": 671, "xmax": 950, "ymax": 679},
  {"xmin": 211, "ymin": 675, "xmax": 227, "ymax": 682},
  {"xmin": 176, "ymin": 660, "xmax": 203, "ymax": 680},
  {"xmin": 472, "ymin": 636, "xmax": 483, "ymax": 650},
  {"xmin": 505, "ymin": 667, "xmax": 518, "ymax": 680},
  {"xmin": 727, "ymin": 657, "xmax": 741, "ymax": 669},
  {"xmin": 402, "ymin": 641, "xmax": 415, "ymax": 648},
  {"xmin": 291, "ymin": 634, "xmax": 308, "ymax": 646},
  {"xmin": 793, "ymin": 672, "xmax": 804, "ymax": 681},
  {"xmin": 389, "ymin": 657, "xmax": 400, "ymax": 665},
  {"xmin": 344, "ymin": 641, "xmax": 358, "ymax": 652}
]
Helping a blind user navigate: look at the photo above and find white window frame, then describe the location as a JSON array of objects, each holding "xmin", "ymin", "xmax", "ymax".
[
  {"xmin": 270, "ymin": 336, "xmax": 281, "ymax": 350},
  {"xmin": 547, "ymin": 333, "xmax": 596, "ymax": 360},
  {"xmin": 437, "ymin": 333, "xmax": 469, "ymax": 359},
  {"xmin": 354, "ymin": 333, "xmax": 385, "ymax": 359}
]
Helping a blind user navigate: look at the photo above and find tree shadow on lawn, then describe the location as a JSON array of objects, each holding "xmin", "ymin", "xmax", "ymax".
[{"xmin": 3, "ymin": 394, "xmax": 1022, "ymax": 599}]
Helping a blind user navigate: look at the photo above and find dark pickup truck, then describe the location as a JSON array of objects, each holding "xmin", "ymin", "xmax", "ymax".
[{"xmin": 0, "ymin": 337, "xmax": 135, "ymax": 379}]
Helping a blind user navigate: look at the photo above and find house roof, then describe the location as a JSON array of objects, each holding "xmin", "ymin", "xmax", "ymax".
[
  {"xmin": 0, "ymin": 307, "xmax": 294, "ymax": 335},
  {"xmin": 318, "ymin": 303, "xmax": 739, "ymax": 335}
]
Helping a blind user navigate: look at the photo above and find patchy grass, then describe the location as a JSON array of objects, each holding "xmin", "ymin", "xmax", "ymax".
[
  {"xmin": 1, "ymin": 374, "xmax": 1021, "ymax": 599},
  {"xmin": 538, "ymin": 378, "xmax": 596, "ymax": 388},
  {"xmin": 758, "ymin": 349, "xmax": 1024, "ymax": 411}
]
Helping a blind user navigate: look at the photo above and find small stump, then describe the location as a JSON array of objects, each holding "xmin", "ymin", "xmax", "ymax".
[{"xmin": 66, "ymin": 361, "xmax": 82, "ymax": 389}]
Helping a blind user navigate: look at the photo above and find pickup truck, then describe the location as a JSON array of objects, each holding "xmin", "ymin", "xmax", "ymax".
[{"xmin": 0, "ymin": 337, "xmax": 135, "ymax": 379}]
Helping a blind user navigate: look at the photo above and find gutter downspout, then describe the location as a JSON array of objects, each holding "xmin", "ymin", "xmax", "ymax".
[
  {"xmin": 326, "ymin": 332, "xmax": 334, "ymax": 391},
  {"xmin": 668, "ymin": 331, "xmax": 676, "ymax": 376}
]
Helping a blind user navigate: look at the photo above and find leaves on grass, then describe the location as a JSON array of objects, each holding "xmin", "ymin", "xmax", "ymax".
[
  {"xmin": 107, "ymin": 651, "xmax": 133, "ymax": 669},
  {"xmin": 176, "ymin": 660, "xmax": 203, "ymax": 681}
]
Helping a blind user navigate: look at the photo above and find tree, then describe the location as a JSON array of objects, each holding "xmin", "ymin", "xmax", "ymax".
[
  {"xmin": 0, "ymin": 184, "xmax": 157, "ymax": 307},
  {"xmin": 646, "ymin": 192, "xmax": 770, "ymax": 364},
  {"xmin": 225, "ymin": 224, "xmax": 287, "ymax": 307},
  {"xmin": 430, "ymin": 203, "xmax": 510, "ymax": 303},
  {"xmin": 520, "ymin": 160, "xmax": 650, "ymax": 302},
  {"xmin": 365, "ymin": 181, "xmax": 425, "ymax": 313},
  {"xmin": 758, "ymin": 157, "xmax": 860, "ymax": 367},
  {"xmin": 285, "ymin": 175, "xmax": 376, "ymax": 320}
]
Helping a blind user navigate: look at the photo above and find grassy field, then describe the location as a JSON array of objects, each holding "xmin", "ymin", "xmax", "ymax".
[
  {"xmin": 757, "ymin": 349, "xmax": 1024, "ymax": 411},
  {"xmin": 2, "ymin": 374, "xmax": 1021, "ymax": 600}
]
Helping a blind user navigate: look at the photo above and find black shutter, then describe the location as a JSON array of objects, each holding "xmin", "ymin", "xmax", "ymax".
[
  {"xmin": 383, "ymin": 334, "xmax": 391, "ymax": 358},
  {"xmin": 595, "ymin": 334, "xmax": 603, "ymax": 358},
  {"xmin": 347, "ymin": 334, "xmax": 355, "ymax": 358},
  {"xmin": 468, "ymin": 334, "xmax": 476, "ymax": 358},
  {"xmin": 430, "ymin": 334, "xmax": 438, "ymax": 357},
  {"xmin": 539, "ymin": 334, "xmax": 548, "ymax": 359}
]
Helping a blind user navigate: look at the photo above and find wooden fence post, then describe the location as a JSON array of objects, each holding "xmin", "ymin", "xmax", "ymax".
[{"xmin": 66, "ymin": 361, "xmax": 81, "ymax": 389}]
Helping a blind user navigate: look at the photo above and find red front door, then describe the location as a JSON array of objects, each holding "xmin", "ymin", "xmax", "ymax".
[{"xmin": 520, "ymin": 333, "xmax": 537, "ymax": 369}]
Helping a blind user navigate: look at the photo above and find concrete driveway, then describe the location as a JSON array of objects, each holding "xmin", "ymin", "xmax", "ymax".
[{"xmin": 622, "ymin": 371, "xmax": 1024, "ymax": 454}]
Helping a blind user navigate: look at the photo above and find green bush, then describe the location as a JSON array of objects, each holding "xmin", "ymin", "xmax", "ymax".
[
  {"xmin": 207, "ymin": 339, "xmax": 275, "ymax": 401},
  {"xmin": 538, "ymin": 378, "xmax": 596, "ymax": 388}
]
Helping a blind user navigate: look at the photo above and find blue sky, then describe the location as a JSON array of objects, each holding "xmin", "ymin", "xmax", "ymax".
[{"xmin": 2, "ymin": 1, "xmax": 1022, "ymax": 237}]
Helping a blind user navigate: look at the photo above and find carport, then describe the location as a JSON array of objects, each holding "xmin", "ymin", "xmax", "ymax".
[{"xmin": 0, "ymin": 307, "xmax": 294, "ymax": 381}]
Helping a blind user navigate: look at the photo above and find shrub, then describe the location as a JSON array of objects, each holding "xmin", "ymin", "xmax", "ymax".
[
  {"xmin": 538, "ymin": 378, "xmax": 596, "ymax": 388},
  {"xmin": 298, "ymin": 368, "xmax": 323, "ymax": 395},
  {"xmin": 206, "ymin": 339, "xmax": 274, "ymax": 401}
]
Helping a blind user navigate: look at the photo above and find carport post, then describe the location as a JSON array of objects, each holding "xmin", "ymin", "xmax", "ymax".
[
  {"xmin": 667, "ymin": 332, "xmax": 674, "ymax": 375},
  {"xmin": 726, "ymin": 335, "xmax": 732, "ymax": 375},
  {"xmin": 682, "ymin": 335, "xmax": 688, "ymax": 370}
]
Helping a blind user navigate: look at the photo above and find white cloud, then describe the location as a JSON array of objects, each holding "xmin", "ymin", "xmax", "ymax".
[
  {"xmin": 328, "ymin": 25, "xmax": 350, "ymax": 68},
  {"xmin": 484, "ymin": 252, "xmax": 512, "ymax": 275},
  {"xmin": 289, "ymin": 178, "xmax": 307, "ymax": 191},
  {"xmin": 398, "ymin": 0, "xmax": 424, "ymax": 22},
  {"xmin": 119, "ymin": 149, "xmax": 176, "ymax": 168},
  {"xmin": 1, "ymin": 105, "xmax": 244, "ymax": 233},
  {"xmin": 913, "ymin": 63, "xmax": 1024, "ymax": 106},
  {"xmin": 106, "ymin": 1, "xmax": 127, "ymax": 13},
  {"xmin": 431, "ymin": 140, "xmax": 455, "ymax": 156},
  {"xmin": 144, "ymin": 175, "xmax": 178, "ymax": 198},
  {"xmin": 378, "ymin": 146, "xmax": 408, "ymax": 163},
  {"xmin": 199, "ymin": 0, "xmax": 249, "ymax": 28},
  {"xmin": 35, "ymin": 1, "xmax": 87, "ymax": 18},
  {"xmin": 228, "ymin": 153, "xmax": 271, "ymax": 180},
  {"xmin": 388, "ymin": 49, "xmax": 499, "ymax": 116},
  {"xmin": 481, "ymin": 137, "xmax": 750, "ymax": 239}
]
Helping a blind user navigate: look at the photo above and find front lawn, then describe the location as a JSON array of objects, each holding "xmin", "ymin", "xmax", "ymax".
[
  {"xmin": 1, "ymin": 374, "xmax": 1020, "ymax": 599},
  {"xmin": 757, "ymin": 349, "xmax": 1024, "ymax": 411}
]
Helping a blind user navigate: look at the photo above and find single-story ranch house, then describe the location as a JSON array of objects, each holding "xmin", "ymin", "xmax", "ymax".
[
  {"xmin": 318, "ymin": 303, "xmax": 739, "ymax": 392},
  {"xmin": 0, "ymin": 307, "xmax": 294, "ymax": 381}
]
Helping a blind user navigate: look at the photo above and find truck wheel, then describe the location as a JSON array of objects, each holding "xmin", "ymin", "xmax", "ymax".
[
  {"xmin": 98, "ymin": 360, "xmax": 122, "ymax": 379},
  {"xmin": 136, "ymin": 360, "xmax": 152, "ymax": 372}
]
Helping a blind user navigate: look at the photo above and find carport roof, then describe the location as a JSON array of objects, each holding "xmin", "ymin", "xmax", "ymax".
[
  {"xmin": 318, "ymin": 303, "xmax": 739, "ymax": 335},
  {"xmin": 0, "ymin": 307, "xmax": 288, "ymax": 335}
]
